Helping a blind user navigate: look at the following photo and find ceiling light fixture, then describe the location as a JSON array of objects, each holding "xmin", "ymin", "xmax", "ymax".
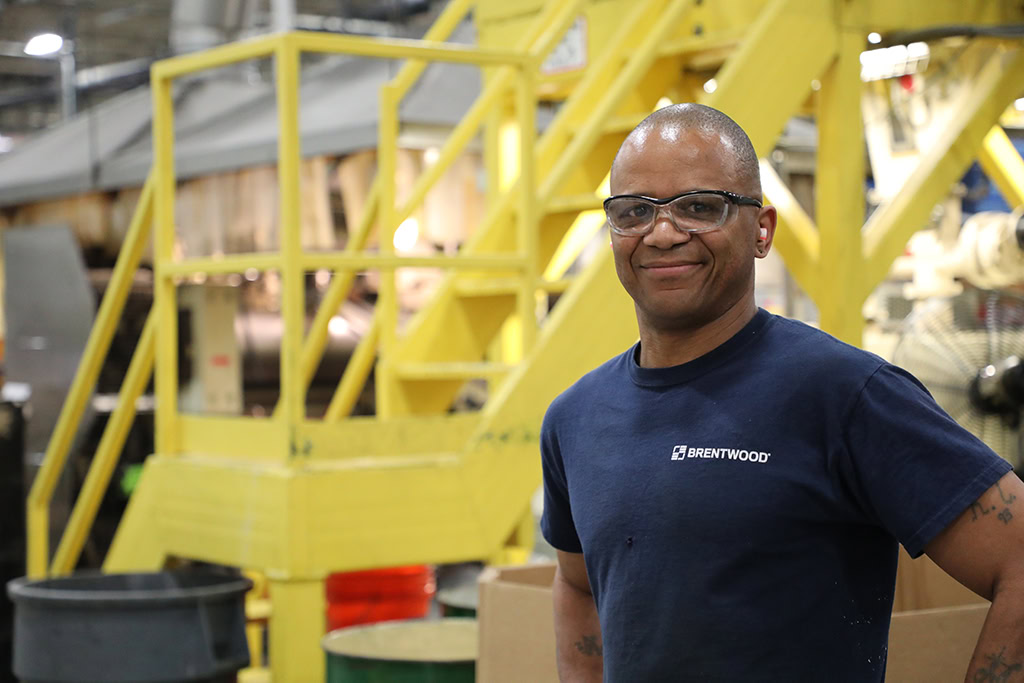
[{"xmin": 24, "ymin": 33, "xmax": 64, "ymax": 56}]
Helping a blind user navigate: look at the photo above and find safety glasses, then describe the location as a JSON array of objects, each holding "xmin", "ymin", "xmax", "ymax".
[{"xmin": 603, "ymin": 189, "xmax": 762, "ymax": 237}]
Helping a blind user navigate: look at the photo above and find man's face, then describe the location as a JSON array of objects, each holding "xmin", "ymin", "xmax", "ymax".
[{"xmin": 609, "ymin": 126, "xmax": 773, "ymax": 331}]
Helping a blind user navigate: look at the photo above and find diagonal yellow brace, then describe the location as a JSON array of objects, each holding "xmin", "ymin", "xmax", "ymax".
[
  {"xmin": 862, "ymin": 47, "xmax": 1024, "ymax": 299},
  {"xmin": 704, "ymin": 0, "xmax": 837, "ymax": 156},
  {"xmin": 979, "ymin": 124, "xmax": 1024, "ymax": 210},
  {"xmin": 52, "ymin": 310, "xmax": 156, "ymax": 575},
  {"xmin": 28, "ymin": 176, "xmax": 154, "ymax": 578},
  {"xmin": 760, "ymin": 160, "xmax": 820, "ymax": 300}
]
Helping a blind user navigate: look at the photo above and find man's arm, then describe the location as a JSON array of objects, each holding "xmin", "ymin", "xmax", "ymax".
[
  {"xmin": 553, "ymin": 549, "xmax": 603, "ymax": 682},
  {"xmin": 925, "ymin": 471, "xmax": 1024, "ymax": 681}
]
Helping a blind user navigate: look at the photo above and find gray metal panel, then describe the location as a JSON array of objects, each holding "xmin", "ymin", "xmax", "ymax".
[
  {"xmin": 3, "ymin": 225, "xmax": 96, "ymax": 460},
  {"xmin": 0, "ymin": 89, "xmax": 153, "ymax": 206}
]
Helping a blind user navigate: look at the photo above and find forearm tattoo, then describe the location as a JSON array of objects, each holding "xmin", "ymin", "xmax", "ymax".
[
  {"xmin": 574, "ymin": 634, "xmax": 603, "ymax": 657},
  {"xmin": 972, "ymin": 647, "xmax": 1023, "ymax": 682},
  {"xmin": 971, "ymin": 483, "xmax": 1017, "ymax": 525}
]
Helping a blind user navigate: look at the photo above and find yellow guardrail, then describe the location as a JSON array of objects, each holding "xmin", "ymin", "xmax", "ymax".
[
  {"xmin": 29, "ymin": 0, "xmax": 593, "ymax": 578},
  {"xmin": 27, "ymin": 176, "xmax": 155, "ymax": 578}
]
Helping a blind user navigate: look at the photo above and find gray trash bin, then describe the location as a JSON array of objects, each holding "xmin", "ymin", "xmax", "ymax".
[{"xmin": 8, "ymin": 569, "xmax": 251, "ymax": 683}]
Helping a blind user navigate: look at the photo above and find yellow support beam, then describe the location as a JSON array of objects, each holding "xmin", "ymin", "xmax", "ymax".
[
  {"xmin": 538, "ymin": 0, "xmax": 698, "ymax": 204},
  {"xmin": 276, "ymin": 36, "xmax": 306, "ymax": 438},
  {"xmin": 151, "ymin": 34, "xmax": 279, "ymax": 80},
  {"xmin": 391, "ymin": 0, "xmax": 475, "ymax": 97},
  {"xmin": 703, "ymin": 0, "xmax": 837, "ymax": 156},
  {"xmin": 153, "ymin": 65, "xmax": 180, "ymax": 459},
  {"xmin": 979, "ymin": 124, "xmax": 1024, "ymax": 210},
  {"xmin": 268, "ymin": 578, "xmax": 326, "ymax": 683},
  {"xmin": 160, "ymin": 253, "xmax": 281, "ymax": 276},
  {"xmin": 815, "ymin": 30, "xmax": 865, "ymax": 346},
  {"xmin": 293, "ymin": 31, "xmax": 533, "ymax": 66},
  {"xmin": 861, "ymin": 46, "xmax": 1024, "ymax": 299},
  {"xmin": 759, "ymin": 160, "xmax": 820, "ymax": 300},
  {"xmin": 516, "ymin": 62, "xmax": 539, "ymax": 353},
  {"xmin": 27, "ymin": 176, "xmax": 154, "ymax": 577},
  {"xmin": 376, "ymin": 82, "xmax": 400, "ymax": 417},
  {"xmin": 324, "ymin": 312, "xmax": 380, "ymax": 422},
  {"xmin": 51, "ymin": 311, "xmax": 156, "ymax": 575}
]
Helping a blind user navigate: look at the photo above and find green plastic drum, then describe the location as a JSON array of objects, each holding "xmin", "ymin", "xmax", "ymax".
[
  {"xmin": 437, "ymin": 584, "xmax": 478, "ymax": 618},
  {"xmin": 323, "ymin": 618, "xmax": 477, "ymax": 683}
]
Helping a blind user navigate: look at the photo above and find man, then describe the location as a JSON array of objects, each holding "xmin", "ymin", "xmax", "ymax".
[{"xmin": 540, "ymin": 103, "xmax": 1024, "ymax": 682}]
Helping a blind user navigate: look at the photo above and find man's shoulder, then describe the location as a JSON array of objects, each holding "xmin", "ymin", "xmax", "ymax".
[
  {"xmin": 545, "ymin": 345, "xmax": 632, "ymax": 421},
  {"xmin": 765, "ymin": 314, "xmax": 886, "ymax": 380}
]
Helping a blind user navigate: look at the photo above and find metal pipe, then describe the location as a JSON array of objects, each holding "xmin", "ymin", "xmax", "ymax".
[
  {"xmin": 272, "ymin": 0, "xmax": 296, "ymax": 33},
  {"xmin": 59, "ymin": 51, "xmax": 76, "ymax": 119}
]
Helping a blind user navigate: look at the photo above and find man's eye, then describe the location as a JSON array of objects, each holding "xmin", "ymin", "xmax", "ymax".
[{"xmin": 626, "ymin": 204, "xmax": 651, "ymax": 218}]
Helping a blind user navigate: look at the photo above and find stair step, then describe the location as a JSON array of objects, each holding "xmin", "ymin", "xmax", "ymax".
[
  {"xmin": 454, "ymin": 277, "xmax": 523, "ymax": 297},
  {"xmin": 454, "ymin": 277, "xmax": 577, "ymax": 297},
  {"xmin": 544, "ymin": 194, "xmax": 605, "ymax": 215},
  {"xmin": 602, "ymin": 113, "xmax": 647, "ymax": 135},
  {"xmin": 395, "ymin": 361, "xmax": 514, "ymax": 381}
]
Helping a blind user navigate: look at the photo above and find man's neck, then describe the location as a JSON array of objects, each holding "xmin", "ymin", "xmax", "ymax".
[{"xmin": 637, "ymin": 298, "xmax": 759, "ymax": 368}]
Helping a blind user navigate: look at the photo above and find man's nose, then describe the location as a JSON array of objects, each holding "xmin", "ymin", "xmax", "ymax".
[{"xmin": 643, "ymin": 208, "xmax": 691, "ymax": 248}]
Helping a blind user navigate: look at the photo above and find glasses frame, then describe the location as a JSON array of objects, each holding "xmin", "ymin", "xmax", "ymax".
[{"xmin": 603, "ymin": 189, "xmax": 764, "ymax": 237}]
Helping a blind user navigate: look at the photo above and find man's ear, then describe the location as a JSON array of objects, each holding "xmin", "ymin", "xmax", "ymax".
[{"xmin": 755, "ymin": 205, "xmax": 778, "ymax": 259}]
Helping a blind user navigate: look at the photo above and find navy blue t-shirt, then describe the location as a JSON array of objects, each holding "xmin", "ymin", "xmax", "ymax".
[{"xmin": 540, "ymin": 309, "xmax": 1011, "ymax": 682}]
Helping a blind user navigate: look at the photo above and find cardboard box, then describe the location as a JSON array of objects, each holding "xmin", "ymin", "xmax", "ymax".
[
  {"xmin": 476, "ymin": 560, "xmax": 989, "ymax": 683},
  {"xmin": 477, "ymin": 565, "xmax": 560, "ymax": 683}
]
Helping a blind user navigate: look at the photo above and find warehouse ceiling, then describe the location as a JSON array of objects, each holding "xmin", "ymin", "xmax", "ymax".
[{"xmin": 0, "ymin": 0, "xmax": 435, "ymax": 138}]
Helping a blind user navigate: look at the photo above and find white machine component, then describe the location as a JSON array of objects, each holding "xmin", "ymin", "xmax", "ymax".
[{"xmin": 902, "ymin": 209, "xmax": 1024, "ymax": 300}]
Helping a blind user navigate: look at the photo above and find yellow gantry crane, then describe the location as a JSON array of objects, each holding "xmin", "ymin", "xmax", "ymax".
[{"xmin": 25, "ymin": 0, "xmax": 1024, "ymax": 680}]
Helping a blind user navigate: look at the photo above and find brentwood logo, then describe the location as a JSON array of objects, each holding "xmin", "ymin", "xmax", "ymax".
[{"xmin": 670, "ymin": 444, "xmax": 771, "ymax": 463}]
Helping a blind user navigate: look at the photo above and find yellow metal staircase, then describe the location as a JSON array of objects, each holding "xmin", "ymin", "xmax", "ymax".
[{"xmin": 27, "ymin": 0, "xmax": 1024, "ymax": 680}]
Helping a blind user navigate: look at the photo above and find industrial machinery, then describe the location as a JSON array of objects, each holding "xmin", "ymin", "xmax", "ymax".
[{"xmin": 895, "ymin": 288, "xmax": 1024, "ymax": 467}]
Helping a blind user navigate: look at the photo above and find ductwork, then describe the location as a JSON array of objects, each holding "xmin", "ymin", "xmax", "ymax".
[{"xmin": 170, "ymin": 0, "xmax": 253, "ymax": 55}]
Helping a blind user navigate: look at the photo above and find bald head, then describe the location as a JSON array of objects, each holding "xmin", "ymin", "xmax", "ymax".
[{"xmin": 611, "ymin": 103, "xmax": 761, "ymax": 196}]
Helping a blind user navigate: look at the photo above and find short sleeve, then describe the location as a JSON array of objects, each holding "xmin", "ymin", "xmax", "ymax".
[
  {"xmin": 540, "ymin": 406, "xmax": 583, "ymax": 553},
  {"xmin": 840, "ymin": 363, "xmax": 1012, "ymax": 558}
]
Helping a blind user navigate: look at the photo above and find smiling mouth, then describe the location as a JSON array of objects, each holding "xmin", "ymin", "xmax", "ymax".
[{"xmin": 641, "ymin": 262, "xmax": 703, "ymax": 275}]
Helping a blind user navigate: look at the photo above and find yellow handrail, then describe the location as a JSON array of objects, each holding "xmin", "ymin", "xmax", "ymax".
[
  {"xmin": 50, "ymin": 311, "xmax": 156, "ymax": 575},
  {"xmin": 286, "ymin": 0, "xmax": 474, "ymax": 410},
  {"xmin": 27, "ymin": 175, "xmax": 154, "ymax": 578},
  {"xmin": 296, "ymin": 0, "xmax": 583, "ymax": 416},
  {"xmin": 324, "ymin": 311, "xmax": 381, "ymax": 421}
]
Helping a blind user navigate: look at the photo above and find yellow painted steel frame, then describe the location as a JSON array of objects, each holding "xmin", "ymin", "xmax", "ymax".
[
  {"xmin": 114, "ymin": 19, "xmax": 549, "ymax": 683},
  {"xmin": 35, "ymin": 1, "xmax": 1024, "ymax": 681},
  {"xmin": 26, "ymin": 176, "xmax": 155, "ymax": 578}
]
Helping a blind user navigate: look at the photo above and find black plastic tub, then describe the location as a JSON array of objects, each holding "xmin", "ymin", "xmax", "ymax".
[{"xmin": 7, "ymin": 569, "xmax": 251, "ymax": 683}]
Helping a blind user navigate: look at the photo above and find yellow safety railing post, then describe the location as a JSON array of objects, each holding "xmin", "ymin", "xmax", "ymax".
[
  {"xmin": 324, "ymin": 312, "xmax": 382, "ymax": 421},
  {"xmin": 376, "ymin": 82, "xmax": 400, "ymax": 418},
  {"xmin": 516, "ymin": 62, "xmax": 539, "ymax": 353},
  {"xmin": 153, "ymin": 65, "xmax": 180, "ymax": 458},
  {"xmin": 275, "ymin": 35, "xmax": 305, "ymax": 436},
  {"xmin": 26, "ymin": 176, "xmax": 155, "ymax": 578},
  {"xmin": 51, "ymin": 311, "xmax": 156, "ymax": 574}
]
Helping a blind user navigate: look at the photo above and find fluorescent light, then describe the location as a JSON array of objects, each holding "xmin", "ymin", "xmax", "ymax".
[
  {"xmin": 393, "ymin": 217, "xmax": 420, "ymax": 252},
  {"xmin": 703, "ymin": 78, "xmax": 717, "ymax": 94},
  {"xmin": 656, "ymin": 96, "xmax": 673, "ymax": 109},
  {"xmin": 0, "ymin": 135, "xmax": 13, "ymax": 154},
  {"xmin": 1015, "ymin": 98, "xmax": 1024, "ymax": 111},
  {"xmin": 327, "ymin": 316, "xmax": 350, "ymax": 336},
  {"xmin": 867, "ymin": 32, "xmax": 882, "ymax": 45},
  {"xmin": 24, "ymin": 33, "xmax": 63, "ymax": 56},
  {"xmin": 859, "ymin": 42, "xmax": 930, "ymax": 82},
  {"xmin": 423, "ymin": 147, "xmax": 440, "ymax": 165}
]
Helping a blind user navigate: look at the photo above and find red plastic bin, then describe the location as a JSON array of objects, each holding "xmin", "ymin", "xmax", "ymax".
[{"xmin": 325, "ymin": 565, "xmax": 436, "ymax": 631}]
